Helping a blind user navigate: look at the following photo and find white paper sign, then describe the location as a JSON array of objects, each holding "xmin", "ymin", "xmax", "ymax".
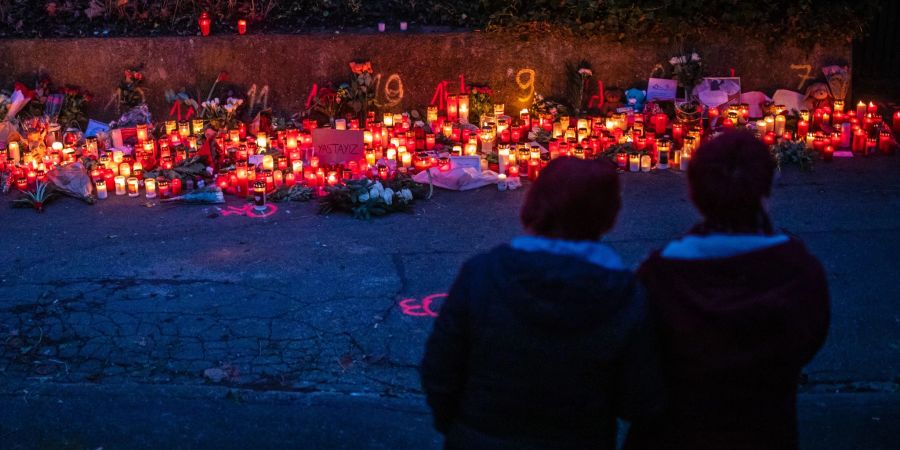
[
  {"xmin": 646, "ymin": 78, "xmax": 678, "ymax": 101},
  {"xmin": 450, "ymin": 156, "xmax": 482, "ymax": 171}
]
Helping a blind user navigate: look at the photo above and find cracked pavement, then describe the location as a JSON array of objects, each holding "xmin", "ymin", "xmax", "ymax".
[{"xmin": 1, "ymin": 156, "xmax": 899, "ymax": 448}]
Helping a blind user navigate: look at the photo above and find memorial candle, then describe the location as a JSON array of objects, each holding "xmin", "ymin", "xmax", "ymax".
[
  {"xmin": 774, "ymin": 115, "xmax": 786, "ymax": 135},
  {"xmin": 253, "ymin": 181, "xmax": 266, "ymax": 210},
  {"xmin": 852, "ymin": 128, "xmax": 866, "ymax": 153},
  {"xmin": 823, "ymin": 145, "xmax": 834, "ymax": 162},
  {"xmin": 95, "ymin": 179, "xmax": 108, "ymax": 199},
  {"xmin": 893, "ymin": 110, "xmax": 900, "ymax": 135},
  {"xmin": 127, "ymin": 177, "xmax": 139, "ymax": 197},
  {"xmin": 797, "ymin": 120, "xmax": 809, "ymax": 139},
  {"xmin": 457, "ymin": 95, "xmax": 469, "ymax": 123},
  {"xmin": 879, "ymin": 129, "xmax": 893, "ymax": 154},
  {"xmin": 765, "ymin": 116, "xmax": 775, "ymax": 134},
  {"xmin": 867, "ymin": 101, "xmax": 877, "ymax": 115},
  {"xmin": 114, "ymin": 176, "xmax": 126, "ymax": 195},
  {"xmin": 136, "ymin": 124, "xmax": 149, "ymax": 142},
  {"xmin": 144, "ymin": 178, "xmax": 157, "ymax": 198},
  {"xmin": 856, "ymin": 101, "xmax": 866, "ymax": 117},
  {"xmin": 629, "ymin": 154, "xmax": 640, "ymax": 172},
  {"xmin": 654, "ymin": 113, "xmax": 668, "ymax": 134}
]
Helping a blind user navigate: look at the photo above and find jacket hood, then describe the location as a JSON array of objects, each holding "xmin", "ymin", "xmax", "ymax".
[
  {"xmin": 639, "ymin": 237, "xmax": 830, "ymax": 373},
  {"xmin": 488, "ymin": 244, "xmax": 639, "ymax": 332}
]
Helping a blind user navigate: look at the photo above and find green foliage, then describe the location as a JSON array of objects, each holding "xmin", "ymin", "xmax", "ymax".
[
  {"xmin": 0, "ymin": 1, "xmax": 879, "ymax": 45},
  {"xmin": 269, "ymin": 184, "xmax": 314, "ymax": 202},
  {"xmin": 771, "ymin": 140, "xmax": 816, "ymax": 171}
]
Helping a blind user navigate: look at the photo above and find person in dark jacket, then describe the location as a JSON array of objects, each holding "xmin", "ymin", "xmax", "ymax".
[
  {"xmin": 625, "ymin": 130, "xmax": 830, "ymax": 450},
  {"xmin": 421, "ymin": 157, "xmax": 663, "ymax": 450}
]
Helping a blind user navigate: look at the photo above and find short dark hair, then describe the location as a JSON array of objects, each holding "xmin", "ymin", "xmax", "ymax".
[
  {"xmin": 521, "ymin": 157, "xmax": 620, "ymax": 241},
  {"xmin": 688, "ymin": 130, "xmax": 777, "ymax": 234}
]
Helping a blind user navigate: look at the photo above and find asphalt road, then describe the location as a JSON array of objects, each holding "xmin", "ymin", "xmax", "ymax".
[{"xmin": 1, "ymin": 155, "xmax": 898, "ymax": 448}]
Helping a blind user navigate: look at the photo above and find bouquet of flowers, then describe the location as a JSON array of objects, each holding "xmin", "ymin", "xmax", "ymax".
[
  {"xmin": 116, "ymin": 68, "xmax": 147, "ymax": 113},
  {"xmin": 668, "ymin": 51, "xmax": 703, "ymax": 99},
  {"xmin": 313, "ymin": 86, "xmax": 347, "ymax": 122},
  {"xmin": 57, "ymin": 85, "xmax": 93, "ymax": 129},
  {"xmin": 566, "ymin": 60, "xmax": 593, "ymax": 114},
  {"xmin": 15, "ymin": 75, "xmax": 52, "ymax": 120},
  {"xmin": 467, "ymin": 85, "xmax": 493, "ymax": 124},
  {"xmin": 822, "ymin": 65, "xmax": 850, "ymax": 101},
  {"xmin": 346, "ymin": 61, "xmax": 375, "ymax": 119},
  {"xmin": 200, "ymin": 97, "xmax": 244, "ymax": 131},
  {"xmin": 531, "ymin": 93, "xmax": 570, "ymax": 121}
]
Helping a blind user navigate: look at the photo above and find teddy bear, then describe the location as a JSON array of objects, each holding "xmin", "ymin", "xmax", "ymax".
[
  {"xmin": 624, "ymin": 88, "xmax": 647, "ymax": 113},
  {"xmin": 803, "ymin": 82, "xmax": 833, "ymax": 111},
  {"xmin": 599, "ymin": 87, "xmax": 624, "ymax": 116}
]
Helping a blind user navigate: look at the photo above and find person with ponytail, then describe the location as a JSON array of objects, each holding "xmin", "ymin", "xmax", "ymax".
[{"xmin": 626, "ymin": 130, "xmax": 830, "ymax": 450}]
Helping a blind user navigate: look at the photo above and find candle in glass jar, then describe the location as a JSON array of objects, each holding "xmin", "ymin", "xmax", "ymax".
[
  {"xmin": 679, "ymin": 149, "xmax": 691, "ymax": 171},
  {"xmin": 797, "ymin": 120, "xmax": 809, "ymax": 138},
  {"xmin": 629, "ymin": 154, "xmax": 640, "ymax": 172},
  {"xmin": 640, "ymin": 154, "xmax": 652, "ymax": 172},
  {"xmin": 144, "ymin": 177, "xmax": 157, "ymax": 198},
  {"xmin": 457, "ymin": 95, "xmax": 469, "ymax": 123},
  {"xmin": 774, "ymin": 115, "xmax": 786, "ymax": 136},
  {"xmin": 171, "ymin": 178, "xmax": 182, "ymax": 195},
  {"xmin": 157, "ymin": 179, "xmax": 170, "ymax": 198},
  {"xmin": 119, "ymin": 162, "xmax": 132, "ymax": 178},
  {"xmin": 114, "ymin": 176, "xmax": 126, "ymax": 195},
  {"xmin": 764, "ymin": 116, "xmax": 775, "ymax": 134},
  {"xmin": 94, "ymin": 179, "xmax": 108, "ymax": 199},
  {"xmin": 253, "ymin": 181, "xmax": 267, "ymax": 210},
  {"xmin": 126, "ymin": 177, "xmax": 139, "ymax": 197},
  {"xmin": 852, "ymin": 128, "xmax": 866, "ymax": 153},
  {"xmin": 878, "ymin": 129, "xmax": 893, "ymax": 154},
  {"xmin": 823, "ymin": 145, "xmax": 834, "ymax": 162},
  {"xmin": 274, "ymin": 170, "xmax": 284, "ymax": 187},
  {"xmin": 893, "ymin": 110, "xmax": 900, "ymax": 135},
  {"xmin": 856, "ymin": 101, "xmax": 867, "ymax": 117},
  {"xmin": 867, "ymin": 101, "xmax": 877, "ymax": 115}
]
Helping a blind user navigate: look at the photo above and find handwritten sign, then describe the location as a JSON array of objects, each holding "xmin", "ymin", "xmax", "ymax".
[
  {"xmin": 311, "ymin": 129, "xmax": 365, "ymax": 164},
  {"xmin": 646, "ymin": 78, "xmax": 678, "ymax": 102}
]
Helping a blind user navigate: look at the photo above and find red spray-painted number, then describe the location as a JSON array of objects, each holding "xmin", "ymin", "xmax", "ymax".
[{"xmin": 399, "ymin": 293, "xmax": 448, "ymax": 317}]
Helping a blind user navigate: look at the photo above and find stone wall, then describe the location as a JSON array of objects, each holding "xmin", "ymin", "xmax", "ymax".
[{"xmin": 0, "ymin": 32, "xmax": 850, "ymax": 122}]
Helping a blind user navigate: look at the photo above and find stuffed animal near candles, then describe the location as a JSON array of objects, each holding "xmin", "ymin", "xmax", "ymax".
[
  {"xmin": 803, "ymin": 82, "xmax": 833, "ymax": 111},
  {"xmin": 599, "ymin": 87, "xmax": 624, "ymax": 116}
]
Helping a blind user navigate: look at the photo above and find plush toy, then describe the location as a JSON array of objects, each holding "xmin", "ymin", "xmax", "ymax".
[
  {"xmin": 599, "ymin": 87, "xmax": 624, "ymax": 116},
  {"xmin": 624, "ymin": 88, "xmax": 647, "ymax": 112},
  {"xmin": 803, "ymin": 82, "xmax": 833, "ymax": 111}
]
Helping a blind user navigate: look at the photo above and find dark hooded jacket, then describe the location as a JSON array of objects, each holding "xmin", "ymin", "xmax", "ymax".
[
  {"xmin": 625, "ymin": 237, "xmax": 830, "ymax": 450},
  {"xmin": 421, "ymin": 244, "xmax": 663, "ymax": 450}
]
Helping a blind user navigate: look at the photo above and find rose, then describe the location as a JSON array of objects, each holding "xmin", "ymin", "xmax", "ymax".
[
  {"xmin": 358, "ymin": 192, "xmax": 370, "ymax": 202},
  {"xmin": 382, "ymin": 188, "xmax": 394, "ymax": 205},
  {"xmin": 399, "ymin": 188, "xmax": 413, "ymax": 201}
]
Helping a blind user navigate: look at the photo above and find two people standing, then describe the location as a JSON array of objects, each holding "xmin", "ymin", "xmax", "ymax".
[{"xmin": 422, "ymin": 130, "xmax": 830, "ymax": 449}]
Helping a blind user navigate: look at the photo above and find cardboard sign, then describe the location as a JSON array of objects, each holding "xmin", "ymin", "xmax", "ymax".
[
  {"xmin": 647, "ymin": 78, "xmax": 678, "ymax": 101},
  {"xmin": 311, "ymin": 129, "xmax": 365, "ymax": 164}
]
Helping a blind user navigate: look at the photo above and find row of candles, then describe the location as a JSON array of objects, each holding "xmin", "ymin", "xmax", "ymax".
[{"xmin": 2, "ymin": 98, "xmax": 898, "ymax": 198}]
